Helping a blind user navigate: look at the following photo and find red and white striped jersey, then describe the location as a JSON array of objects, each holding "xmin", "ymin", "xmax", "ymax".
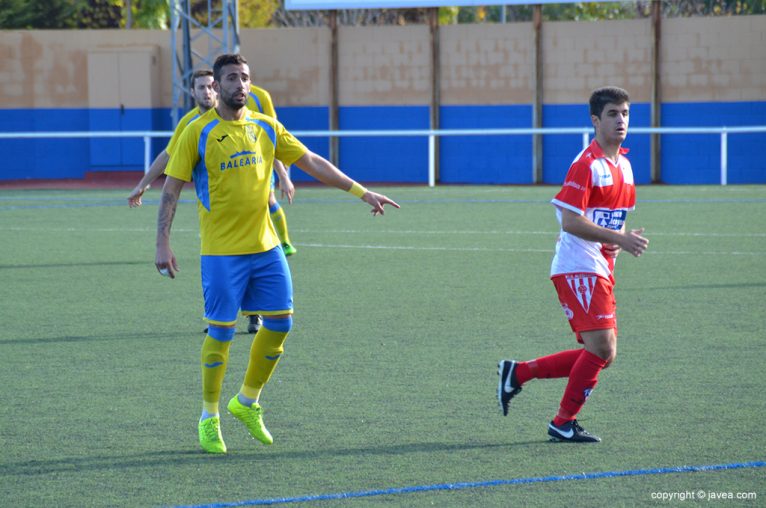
[{"xmin": 550, "ymin": 139, "xmax": 636, "ymax": 280}]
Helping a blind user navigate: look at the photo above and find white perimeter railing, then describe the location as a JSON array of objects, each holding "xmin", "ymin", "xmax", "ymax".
[{"xmin": 1, "ymin": 126, "xmax": 765, "ymax": 186}]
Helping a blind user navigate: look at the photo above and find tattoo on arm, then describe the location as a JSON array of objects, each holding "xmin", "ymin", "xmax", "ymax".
[{"xmin": 157, "ymin": 191, "xmax": 178, "ymax": 242}]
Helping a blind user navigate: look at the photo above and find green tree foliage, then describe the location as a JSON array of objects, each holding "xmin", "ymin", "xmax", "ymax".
[
  {"xmin": 0, "ymin": 0, "xmax": 78, "ymax": 28},
  {"xmin": 663, "ymin": 0, "xmax": 765, "ymax": 16},
  {"xmin": 239, "ymin": 0, "xmax": 279, "ymax": 27},
  {"xmin": 451, "ymin": 1, "xmax": 765, "ymax": 23},
  {"xmin": 2, "ymin": 0, "xmax": 764, "ymax": 29},
  {"xmin": 544, "ymin": 2, "xmax": 647, "ymax": 21},
  {"xmin": 438, "ymin": 6, "xmax": 459, "ymax": 24},
  {"xmin": 0, "ymin": 0, "xmax": 169, "ymax": 29},
  {"xmin": 76, "ymin": 0, "xmax": 122, "ymax": 28},
  {"xmin": 130, "ymin": 0, "xmax": 169, "ymax": 29}
]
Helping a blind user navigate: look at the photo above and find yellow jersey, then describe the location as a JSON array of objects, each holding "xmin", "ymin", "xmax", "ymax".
[
  {"xmin": 247, "ymin": 84, "xmax": 277, "ymax": 118},
  {"xmin": 166, "ymin": 106, "xmax": 202, "ymax": 156},
  {"xmin": 165, "ymin": 107, "xmax": 308, "ymax": 256}
]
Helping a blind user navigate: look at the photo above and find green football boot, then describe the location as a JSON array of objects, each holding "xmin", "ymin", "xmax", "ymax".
[
  {"xmin": 198, "ymin": 416, "xmax": 227, "ymax": 454},
  {"xmin": 227, "ymin": 396, "xmax": 274, "ymax": 445}
]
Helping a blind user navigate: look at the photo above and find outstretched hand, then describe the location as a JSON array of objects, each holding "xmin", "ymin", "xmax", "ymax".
[
  {"xmin": 361, "ymin": 191, "xmax": 400, "ymax": 216},
  {"xmin": 128, "ymin": 185, "xmax": 148, "ymax": 208},
  {"xmin": 620, "ymin": 227, "xmax": 649, "ymax": 257}
]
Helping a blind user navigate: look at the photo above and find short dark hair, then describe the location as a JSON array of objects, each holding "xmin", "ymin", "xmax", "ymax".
[
  {"xmin": 191, "ymin": 69, "xmax": 213, "ymax": 88},
  {"xmin": 589, "ymin": 86, "xmax": 630, "ymax": 118},
  {"xmin": 213, "ymin": 54, "xmax": 248, "ymax": 82}
]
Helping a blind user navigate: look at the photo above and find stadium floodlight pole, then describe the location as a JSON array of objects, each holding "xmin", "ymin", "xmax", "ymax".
[
  {"xmin": 170, "ymin": 0, "xmax": 240, "ymax": 126},
  {"xmin": 181, "ymin": 0, "xmax": 192, "ymax": 112},
  {"xmin": 224, "ymin": 0, "xmax": 241, "ymax": 54}
]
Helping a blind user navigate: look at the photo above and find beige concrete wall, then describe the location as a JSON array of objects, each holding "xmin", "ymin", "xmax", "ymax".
[
  {"xmin": 542, "ymin": 15, "xmax": 766, "ymax": 104},
  {"xmin": 0, "ymin": 30, "xmax": 172, "ymax": 109},
  {"xmin": 441, "ymin": 23, "xmax": 534, "ymax": 104},
  {"xmin": 542, "ymin": 19, "xmax": 653, "ymax": 104},
  {"xmin": 662, "ymin": 16, "xmax": 766, "ymax": 101},
  {"xmin": 0, "ymin": 15, "xmax": 763, "ymax": 110},
  {"xmin": 240, "ymin": 27, "xmax": 329, "ymax": 107},
  {"xmin": 337, "ymin": 25, "xmax": 431, "ymax": 106}
]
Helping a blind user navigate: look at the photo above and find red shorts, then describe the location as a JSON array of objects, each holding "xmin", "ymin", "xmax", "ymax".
[{"xmin": 552, "ymin": 273, "xmax": 617, "ymax": 343}]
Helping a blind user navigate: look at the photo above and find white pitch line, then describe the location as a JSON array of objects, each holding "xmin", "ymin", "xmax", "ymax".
[
  {"xmin": 0, "ymin": 225, "xmax": 762, "ymax": 256},
  {"xmin": 2, "ymin": 225, "xmax": 765, "ymax": 238},
  {"xmin": 289, "ymin": 229, "xmax": 766, "ymax": 238},
  {"xmin": 297, "ymin": 242, "xmax": 764, "ymax": 256},
  {"xmin": 0, "ymin": 226, "xmax": 197, "ymax": 233},
  {"xmin": 297, "ymin": 242, "xmax": 553, "ymax": 254}
]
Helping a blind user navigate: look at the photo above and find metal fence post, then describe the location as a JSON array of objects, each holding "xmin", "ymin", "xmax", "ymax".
[
  {"xmin": 428, "ymin": 134, "xmax": 435, "ymax": 188},
  {"xmin": 720, "ymin": 130, "xmax": 728, "ymax": 186}
]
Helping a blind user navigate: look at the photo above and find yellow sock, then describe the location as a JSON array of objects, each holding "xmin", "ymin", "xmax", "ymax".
[
  {"xmin": 201, "ymin": 328, "xmax": 234, "ymax": 415},
  {"xmin": 241, "ymin": 317, "xmax": 291, "ymax": 401},
  {"xmin": 270, "ymin": 203, "xmax": 291, "ymax": 245}
]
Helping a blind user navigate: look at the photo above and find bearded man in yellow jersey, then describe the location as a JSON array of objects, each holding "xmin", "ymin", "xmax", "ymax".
[
  {"xmin": 129, "ymin": 68, "xmax": 294, "ymax": 335},
  {"xmin": 155, "ymin": 54, "xmax": 399, "ymax": 454}
]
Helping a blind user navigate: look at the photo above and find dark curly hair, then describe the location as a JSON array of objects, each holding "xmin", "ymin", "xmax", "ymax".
[
  {"xmin": 191, "ymin": 69, "xmax": 213, "ymax": 88},
  {"xmin": 213, "ymin": 54, "xmax": 248, "ymax": 82},
  {"xmin": 589, "ymin": 87, "xmax": 630, "ymax": 118}
]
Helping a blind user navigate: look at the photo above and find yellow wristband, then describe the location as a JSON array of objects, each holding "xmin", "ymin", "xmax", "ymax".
[{"xmin": 348, "ymin": 181, "xmax": 367, "ymax": 198}]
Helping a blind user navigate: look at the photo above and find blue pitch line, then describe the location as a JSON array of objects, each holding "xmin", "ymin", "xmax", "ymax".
[{"xmin": 173, "ymin": 460, "xmax": 766, "ymax": 507}]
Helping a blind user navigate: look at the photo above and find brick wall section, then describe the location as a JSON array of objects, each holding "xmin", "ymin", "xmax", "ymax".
[
  {"xmin": 336, "ymin": 25, "xmax": 431, "ymax": 105},
  {"xmin": 240, "ymin": 27, "xmax": 329, "ymax": 106},
  {"xmin": 542, "ymin": 19, "xmax": 653, "ymax": 103},
  {"xmin": 662, "ymin": 16, "xmax": 766, "ymax": 101},
  {"xmin": 440, "ymin": 23, "xmax": 534, "ymax": 105}
]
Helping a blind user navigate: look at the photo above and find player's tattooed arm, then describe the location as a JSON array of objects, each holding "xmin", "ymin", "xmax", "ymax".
[
  {"xmin": 157, "ymin": 190, "xmax": 178, "ymax": 242},
  {"xmin": 155, "ymin": 176, "xmax": 185, "ymax": 278}
]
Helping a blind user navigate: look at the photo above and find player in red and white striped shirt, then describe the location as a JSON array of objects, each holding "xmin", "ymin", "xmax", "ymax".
[{"xmin": 498, "ymin": 87, "xmax": 649, "ymax": 442}]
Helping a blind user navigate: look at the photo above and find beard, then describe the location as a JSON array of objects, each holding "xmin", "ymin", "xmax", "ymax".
[
  {"xmin": 221, "ymin": 90, "xmax": 246, "ymax": 109},
  {"xmin": 197, "ymin": 97, "xmax": 215, "ymax": 109}
]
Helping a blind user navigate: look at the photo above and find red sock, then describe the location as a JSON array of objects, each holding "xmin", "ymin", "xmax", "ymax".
[
  {"xmin": 553, "ymin": 350, "xmax": 607, "ymax": 426},
  {"xmin": 515, "ymin": 349, "xmax": 583, "ymax": 385}
]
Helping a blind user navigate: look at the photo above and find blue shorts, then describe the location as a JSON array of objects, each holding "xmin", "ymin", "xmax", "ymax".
[{"xmin": 201, "ymin": 246, "xmax": 293, "ymax": 326}]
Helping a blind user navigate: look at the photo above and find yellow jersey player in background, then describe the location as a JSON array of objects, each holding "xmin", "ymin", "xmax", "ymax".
[
  {"xmin": 127, "ymin": 69, "xmax": 217, "ymax": 208},
  {"xmin": 246, "ymin": 83, "xmax": 298, "ymax": 257},
  {"xmin": 155, "ymin": 53, "xmax": 399, "ymax": 454}
]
